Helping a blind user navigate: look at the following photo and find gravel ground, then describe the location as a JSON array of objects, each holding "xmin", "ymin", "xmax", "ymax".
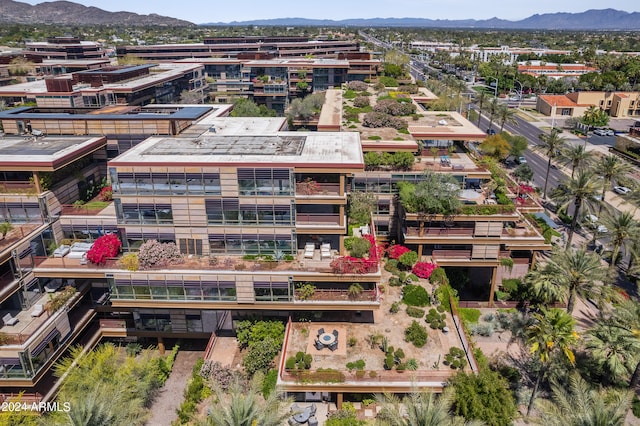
[{"xmin": 146, "ymin": 350, "xmax": 202, "ymax": 426}]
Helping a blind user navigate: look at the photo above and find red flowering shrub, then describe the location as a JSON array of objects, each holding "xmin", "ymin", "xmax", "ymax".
[
  {"xmin": 519, "ymin": 184, "xmax": 534, "ymax": 194},
  {"xmin": 98, "ymin": 185, "xmax": 113, "ymax": 201},
  {"xmin": 86, "ymin": 234, "xmax": 121, "ymax": 265},
  {"xmin": 388, "ymin": 244, "xmax": 410, "ymax": 260},
  {"xmin": 330, "ymin": 256, "xmax": 378, "ymax": 274},
  {"xmin": 412, "ymin": 262, "xmax": 437, "ymax": 279},
  {"xmin": 515, "ymin": 196, "xmax": 526, "ymax": 205},
  {"xmin": 363, "ymin": 234, "xmax": 383, "ymax": 261}
]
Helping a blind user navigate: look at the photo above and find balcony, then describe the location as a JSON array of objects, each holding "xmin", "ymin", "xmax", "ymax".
[
  {"xmin": 60, "ymin": 202, "xmax": 114, "ymax": 216},
  {"xmin": 431, "ymin": 250, "xmax": 512, "ymax": 263},
  {"xmin": 404, "ymin": 227, "xmax": 474, "ymax": 239},
  {"xmin": 296, "ymin": 213, "xmax": 341, "ymax": 226},
  {"xmin": 293, "ymin": 289, "xmax": 378, "ymax": 303},
  {"xmin": 0, "ymin": 181, "xmax": 37, "ymax": 195},
  {"xmin": 295, "ymin": 181, "xmax": 342, "ymax": 197}
]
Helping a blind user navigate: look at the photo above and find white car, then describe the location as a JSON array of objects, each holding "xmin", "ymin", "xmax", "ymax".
[
  {"xmin": 593, "ymin": 129, "xmax": 607, "ymax": 136},
  {"xmin": 584, "ymin": 214, "xmax": 608, "ymax": 233},
  {"xmin": 517, "ymin": 156, "xmax": 527, "ymax": 164},
  {"xmin": 605, "ymin": 129, "xmax": 615, "ymax": 136},
  {"xmin": 613, "ymin": 186, "xmax": 631, "ymax": 195}
]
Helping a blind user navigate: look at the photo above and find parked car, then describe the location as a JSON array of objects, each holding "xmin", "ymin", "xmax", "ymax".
[
  {"xmin": 487, "ymin": 128, "xmax": 496, "ymax": 135},
  {"xmin": 517, "ymin": 156, "xmax": 527, "ymax": 164},
  {"xmin": 605, "ymin": 129, "xmax": 615, "ymax": 136},
  {"xmin": 593, "ymin": 129, "xmax": 608, "ymax": 136},
  {"xmin": 613, "ymin": 186, "xmax": 631, "ymax": 195},
  {"xmin": 584, "ymin": 214, "xmax": 608, "ymax": 233}
]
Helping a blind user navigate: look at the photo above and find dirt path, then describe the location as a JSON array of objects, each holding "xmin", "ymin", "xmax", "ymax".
[{"xmin": 147, "ymin": 350, "xmax": 202, "ymax": 426}]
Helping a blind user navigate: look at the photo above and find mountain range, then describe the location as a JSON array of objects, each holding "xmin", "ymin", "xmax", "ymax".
[
  {"xmin": 0, "ymin": 0, "xmax": 194, "ymax": 26},
  {"xmin": 207, "ymin": 9, "xmax": 640, "ymax": 30},
  {"xmin": 0, "ymin": 1, "xmax": 638, "ymax": 30}
]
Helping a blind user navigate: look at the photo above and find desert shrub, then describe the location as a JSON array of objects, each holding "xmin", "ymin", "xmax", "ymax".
[
  {"xmin": 236, "ymin": 320, "xmax": 285, "ymax": 349},
  {"xmin": 501, "ymin": 278, "xmax": 521, "ymax": 294},
  {"xmin": 346, "ymin": 81, "xmax": 369, "ymax": 91},
  {"xmin": 353, "ymin": 96, "xmax": 370, "ymax": 108},
  {"xmin": 444, "ymin": 347, "xmax": 467, "ymax": 370},
  {"xmin": 86, "ymin": 234, "xmax": 121, "ymax": 265},
  {"xmin": 363, "ymin": 111, "xmax": 407, "ymax": 130},
  {"xmin": 379, "ymin": 76, "xmax": 399, "ymax": 87},
  {"xmin": 405, "ymin": 320, "xmax": 428, "ymax": 348},
  {"xmin": 384, "ymin": 259, "xmax": 400, "ymax": 273},
  {"xmin": 348, "ymin": 237, "xmax": 372, "ymax": 258},
  {"xmin": 243, "ymin": 338, "xmax": 281, "ymax": 375},
  {"xmin": 200, "ymin": 361, "xmax": 243, "ymax": 391},
  {"xmin": 426, "ymin": 308, "xmax": 447, "ymax": 330},
  {"xmin": 390, "ymin": 301, "xmax": 400, "ymax": 313},
  {"xmin": 398, "ymin": 251, "xmax": 418, "ymax": 268},
  {"xmin": 262, "ymin": 369, "xmax": 278, "ymax": 398},
  {"xmin": 384, "ymin": 354, "xmax": 395, "ymax": 370},
  {"xmin": 346, "ymin": 359, "xmax": 366, "ymax": 371},
  {"xmin": 119, "ymin": 252, "xmax": 139, "ymax": 271},
  {"xmin": 429, "ymin": 267, "xmax": 449, "ymax": 285},
  {"xmin": 472, "ymin": 323, "xmax": 494, "ymax": 337},
  {"xmin": 406, "ymin": 306, "xmax": 425, "ymax": 318},
  {"xmin": 402, "ymin": 284, "xmax": 430, "ymax": 307},
  {"xmin": 458, "ymin": 308, "xmax": 481, "ymax": 324},
  {"xmin": 374, "ymin": 99, "xmax": 416, "ymax": 116},
  {"xmin": 138, "ymin": 239, "xmax": 182, "ymax": 269}
]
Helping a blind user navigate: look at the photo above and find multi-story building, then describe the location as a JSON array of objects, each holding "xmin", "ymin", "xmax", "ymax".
[
  {"xmin": 0, "ymin": 63, "xmax": 207, "ymax": 108},
  {"xmin": 176, "ymin": 55, "xmax": 380, "ymax": 113},
  {"xmin": 115, "ymin": 37, "xmax": 361, "ymax": 62},
  {"xmin": 517, "ymin": 61, "xmax": 598, "ymax": 80},
  {"xmin": 537, "ymin": 91, "xmax": 640, "ymax": 118},
  {"xmin": 24, "ymin": 37, "xmax": 107, "ymax": 61}
]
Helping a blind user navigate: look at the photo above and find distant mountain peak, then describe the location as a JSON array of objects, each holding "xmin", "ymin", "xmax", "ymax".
[
  {"xmin": 0, "ymin": 0, "xmax": 195, "ymax": 26},
  {"xmin": 203, "ymin": 9, "xmax": 640, "ymax": 30}
]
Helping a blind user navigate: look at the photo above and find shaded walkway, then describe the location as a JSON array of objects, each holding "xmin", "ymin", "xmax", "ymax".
[{"xmin": 147, "ymin": 350, "xmax": 202, "ymax": 426}]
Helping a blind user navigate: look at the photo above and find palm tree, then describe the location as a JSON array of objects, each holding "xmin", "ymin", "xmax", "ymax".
[
  {"xmin": 533, "ymin": 372, "xmax": 633, "ymax": 426},
  {"xmin": 497, "ymin": 103, "xmax": 517, "ymax": 133},
  {"xmin": 610, "ymin": 300, "xmax": 640, "ymax": 388},
  {"xmin": 525, "ymin": 308, "xmax": 578, "ymax": 417},
  {"xmin": 58, "ymin": 384, "xmax": 146, "ymax": 426},
  {"xmin": 375, "ymin": 389, "xmax": 484, "ymax": 426},
  {"xmin": 202, "ymin": 374, "xmax": 291, "ymax": 426},
  {"xmin": 600, "ymin": 211, "xmax": 640, "ymax": 272},
  {"xmin": 559, "ymin": 144, "xmax": 594, "ymax": 178},
  {"xmin": 485, "ymin": 97, "xmax": 500, "ymax": 132},
  {"xmin": 475, "ymin": 90, "xmax": 489, "ymax": 127},
  {"xmin": 593, "ymin": 155, "xmax": 632, "ymax": 204},
  {"xmin": 551, "ymin": 170, "xmax": 602, "ymax": 248},
  {"xmin": 544, "ymin": 247, "xmax": 607, "ymax": 314},
  {"xmin": 523, "ymin": 263, "xmax": 568, "ymax": 307},
  {"xmin": 536, "ymin": 129, "xmax": 568, "ymax": 199},
  {"xmin": 585, "ymin": 319, "xmax": 640, "ymax": 385}
]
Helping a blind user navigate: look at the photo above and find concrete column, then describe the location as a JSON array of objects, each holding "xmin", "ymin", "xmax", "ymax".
[
  {"xmin": 32, "ymin": 172, "xmax": 42, "ymax": 193},
  {"xmin": 158, "ymin": 337, "xmax": 165, "ymax": 354},
  {"xmin": 337, "ymin": 392, "xmax": 343, "ymax": 410},
  {"xmin": 488, "ymin": 266, "xmax": 498, "ymax": 307}
]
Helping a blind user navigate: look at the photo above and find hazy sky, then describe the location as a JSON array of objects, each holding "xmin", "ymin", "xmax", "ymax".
[{"xmin": 20, "ymin": 0, "xmax": 638, "ymax": 24}]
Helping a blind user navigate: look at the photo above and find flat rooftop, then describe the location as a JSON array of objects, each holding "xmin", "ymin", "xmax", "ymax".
[
  {"xmin": 408, "ymin": 111, "xmax": 486, "ymax": 141},
  {"xmin": 0, "ymin": 135, "xmax": 105, "ymax": 171},
  {"xmin": 109, "ymin": 127, "xmax": 364, "ymax": 170}
]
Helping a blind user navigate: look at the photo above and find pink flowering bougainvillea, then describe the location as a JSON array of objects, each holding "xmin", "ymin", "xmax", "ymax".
[
  {"xmin": 519, "ymin": 184, "xmax": 534, "ymax": 195},
  {"xmin": 330, "ymin": 256, "xmax": 378, "ymax": 274},
  {"xmin": 412, "ymin": 262, "xmax": 438, "ymax": 279},
  {"xmin": 388, "ymin": 244, "xmax": 410, "ymax": 260},
  {"xmin": 86, "ymin": 234, "xmax": 121, "ymax": 265},
  {"xmin": 98, "ymin": 185, "xmax": 113, "ymax": 201}
]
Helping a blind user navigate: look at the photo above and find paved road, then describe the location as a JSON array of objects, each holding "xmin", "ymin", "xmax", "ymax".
[{"xmin": 475, "ymin": 113, "xmax": 565, "ymax": 192}]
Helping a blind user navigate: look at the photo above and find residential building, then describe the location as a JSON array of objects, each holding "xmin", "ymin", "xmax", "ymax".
[
  {"xmin": 115, "ymin": 37, "xmax": 361, "ymax": 62},
  {"xmin": 537, "ymin": 91, "xmax": 640, "ymax": 118},
  {"xmin": 24, "ymin": 37, "xmax": 107, "ymax": 61},
  {"xmin": 0, "ymin": 63, "xmax": 207, "ymax": 108},
  {"xmin": 517, "ymin": 61, "xmax": 598, "ymax": 80}
]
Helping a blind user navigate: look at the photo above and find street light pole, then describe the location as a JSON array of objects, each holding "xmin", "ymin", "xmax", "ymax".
[
  {"xmin": 491, "ymin": 77, "xmax": 498, "ymax": 97},
  {"xmin": 514, "ymin": 79, "xmax": 523, "ymax": 108}
]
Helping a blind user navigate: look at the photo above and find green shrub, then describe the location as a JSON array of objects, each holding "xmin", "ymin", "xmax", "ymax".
[
  {"xmin": 390, "ymin": 301, "xmax": 400, "ymax": 313},
  {"xmin": 398, "ymin": 250, "xmax": 418, "ymax": 268},
  {"xmin": 429, "ymin": 267, "xmax": 449, "ymax": 286},
  {"xmin": 384, "ymin": 259, "xmax": 399, "ymax": 273},
  {"xmin": 262, "ymin": 369, "xmax": 278, "ymax": 398},
  {"xmin": 384, "ymin": 354, "xmax": 395, "ymax": 370},
  {"xmin": 501, "ymin": 278, "xmax": 521, "ymax": 294},
  {"xmin": 405, "ymin": 320, "xmax": 428, "ymax": 348},
  {"xmin": 285, "ymin": 357, "xmax": 296, "ymax": 370},
  {"xmin": 402, "ymin": 284, "xmax": 430, "ymax": 307},
  {"xmin": 406, "ymin": 306, "xmax": 425, "ymax": 318},
  {"xmin": 348, "ymin": 237, "xmax": 372, "ymax": 258},
  {"xmin": 444, "ymin": 347, "xmax": 467, "ymax": 370},
  {"xmin": 367, "ymin": 135, "xmax": 382, "ymax": 140},
  {"xmin": 458, "ymin": 308, "xmax": 481, "ymax": 324},
  {"xmin": 632, "ymin": 395, "xmax": 640, "ymax": 418}
]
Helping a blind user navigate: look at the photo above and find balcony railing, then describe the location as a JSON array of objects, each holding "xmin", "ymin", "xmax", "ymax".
[
  {"xmin": 405, "ymin": 227, "xmax": 474, "ymax": 238},
  {"xmin": 295, "ymin": 182, "xmax": 341, "ymax": 196},
  {"xmin": 432, "ymin": 250, "xmax": 512, "ymax": 261},
  {"xmin": 294, "ymin": 289, "xmax": 378, "ymax": 302},
  {"xmin": 60, "ymin": 204, "xmax": 111, "ymax": 216},
  {"xmin": 296, "ymin": 213, "xmax": 341, "ymax": 226},
  {"xmin": 0, "ymin": 270, "xmax": 16, "ymax": 288},
  {"xmin": 280, "ymin": 368, "xmax": 452, "ymax": 384},
  {"xmin": 0, "ymin": 181, "xmax": 37, "ymax": 194}
]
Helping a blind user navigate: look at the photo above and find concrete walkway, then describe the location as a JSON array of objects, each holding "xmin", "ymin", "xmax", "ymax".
[{"xmin": 147, "ymin": 350, "xmax": 202, "ymax": 426}]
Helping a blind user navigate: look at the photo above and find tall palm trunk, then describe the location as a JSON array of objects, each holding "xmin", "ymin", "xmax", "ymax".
[
  {"xmin": 565, "ymin": 198, "xmax": 583, "ymax": 249},
  {"xmin": 527, "ymin": 368, "xmax": 544, "ymax": 417},
  {"xmin": 567, "ymin": 287, "xmax": 577, "ymax": 314},
  {"xmin": 477, "ymin": 109, "xmax": 483, "ymax": 127},
  {"xmin": 543, "ymin": 158, "xmax": 552, "ymax": 199},
  {"xmin": 631, "ymin": 359, "xmax": 640, "ymax": 389}
]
